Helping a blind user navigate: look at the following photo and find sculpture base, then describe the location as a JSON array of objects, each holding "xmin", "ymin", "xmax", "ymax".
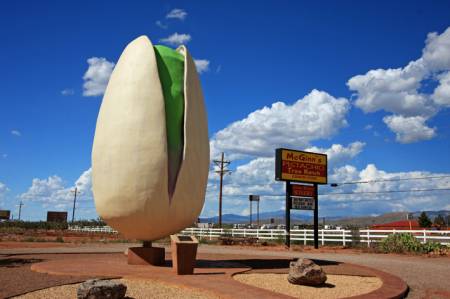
[
  {"xmin": 127, "ymin": 246, "xmax": 165, "ymax": 266},
  {"xmin": 170, "ymin": 235, "xmax": 198, "ymax": 275}
]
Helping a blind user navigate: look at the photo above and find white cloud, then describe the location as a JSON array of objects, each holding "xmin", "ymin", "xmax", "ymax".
[
  {"xmin": 305, "ymin": 142, "xmax": 366, "ymax": 167},
  {"xmin": 19, "ymin": 168, "xmax": 92, "ymax": 209},
  {"xmin": 322, "ymin": 164, "xmax": 450, "ymax": 215},
  {"xmin": 11, "ymin": 130, "xmax": 21, "ymax": 137},
  {"xmin": 0, "ymin": 182, "xmax": 9, "ymax": 201},
  {"xmin": 383, "ymin": 115, "xmax": 436, "ymax": 143},
  {"xmin": 166, "ymin": 8, "xmax": 187, "ymax": 20},
  {"xmin": 348, "ymin": 60, "xmax": 434, "ymax": 117},
  {"xmin": 61, "ymin": 88, "xmax": 75, "ymax": 96},
  {"xmin": 348, "ymin": 27, "xmax": 450, "ymax": 143},
  {"xmin": 422, "ymin": 28, "xmax": 450, "ymax": 71},
  {"xmin": 203, "ymin": 142, "xmax": 365, "ymax": 216},
  {"xmin": 210, "ymin": 89, "xmax": 350, "ymax": 159},
  {"xmin": 194, "ymin": 59, "xmax": 210, "ymax": 74},
  {"xmin": 160, "ymin": 33, "xmax": 191, "ymax": 46},
  {"xmin": 432, "ymin": 71, "xmax": 450, "ymax": 106},
  {"xmin": 82, "ymin": 57, "xmax": 115, "ymax": 97},
  {"xmin": 155, "ymin": 20, "xmax": 168, "ymax": 29}
]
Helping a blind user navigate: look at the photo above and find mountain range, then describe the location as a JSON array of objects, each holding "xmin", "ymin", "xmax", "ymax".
[{"xmin": 199, "ymin": 210, "xmax": 450, "ymax": 227}]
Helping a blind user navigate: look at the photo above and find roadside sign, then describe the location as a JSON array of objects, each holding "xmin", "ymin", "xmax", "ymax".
[
  {"xmin": 0, "ymin": 210, "xmax": 10, "ymax": 220},
  {"xmin": 291, "ymin": 197, "xmax": 315, "ymax": 210},
  {"xmin": 275, "ymin": 148, "xmax": 327, "ymax": 184},
  {"xmin": 249, "ymin": 195, "xmax": 260, "ymax": 201},
  {"xmin": 47, "ymin": 211, "xmax": 68, "ymax": 222},
  {"xmin": 290, "ymin": 184, "xmax": 316, "ymax": 197}
]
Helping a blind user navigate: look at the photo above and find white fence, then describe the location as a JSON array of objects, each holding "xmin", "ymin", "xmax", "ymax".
[
  {"xmin": 68, "ymin": 225, "xmax": 118, "ymax": 234},
  {"xmin": 67, "ymin": 226, "xmax": 450, "ymax": 246},
  {"xmin": 180, "ymin": 227, "xmax": 450, "ymax": 246}
]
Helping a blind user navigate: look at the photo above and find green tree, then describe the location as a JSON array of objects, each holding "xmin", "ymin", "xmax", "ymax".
[
  {"xmin": 418, "ymin": 212, "xmax": 432, "ymax": 228},
  {"xmin": 434, "ymin": 214, "xmax": 446, "ymax": 227}
]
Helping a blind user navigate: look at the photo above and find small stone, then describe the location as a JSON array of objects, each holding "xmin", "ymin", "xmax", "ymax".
[
  {"xmin": 288, "ymin": 258, "xmax": 327, "ymax": 286},
  {"xmin": 77, "ymin": 279, "xmax": 127, "ymax": 299}
]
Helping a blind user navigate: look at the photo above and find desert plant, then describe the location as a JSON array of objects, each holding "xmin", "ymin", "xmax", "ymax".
[{"xmin": 379, "ymin": 232, "xmax": 445, "ymax": 254}]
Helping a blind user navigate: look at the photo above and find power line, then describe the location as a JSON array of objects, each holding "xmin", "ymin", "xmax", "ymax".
[
  {"xmin": 321, "ymin": 187, "xmax": 450, "ymax": 196},
  {"xmin": 205, "ymin": 175, "xmax": 450, "ymax": 190},
  {"xmin": 329, "ymin": 175, "xmax": 450, "ymax": 187},
  {"xmin": 219, "ymin": 187, "xmax": 450, "ymax": 198}
]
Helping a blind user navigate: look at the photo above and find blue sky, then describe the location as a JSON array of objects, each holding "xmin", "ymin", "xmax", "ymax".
[{"xmin": 1, "ymin": 1, "xmax": 450, "ymax": 221}]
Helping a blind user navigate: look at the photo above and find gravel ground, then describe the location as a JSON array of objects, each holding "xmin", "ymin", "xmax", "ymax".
[
  {"xmin": 1, "ymin": 244, "xmax": 448, "ymax": 299},
  {"xmin": 14, "ymin": 279, "xmax": 218, "ymax": 299},
  {"xmin": 234, "ymin": 273, "xmax": 382, "ymax": 299},
  {"xmin": 0, "ymin": 255, "xmax": 96, "ymax": 298},
  {"xmin": 198, "ymin": 245, "xmax": 450, "ymax": 299}
]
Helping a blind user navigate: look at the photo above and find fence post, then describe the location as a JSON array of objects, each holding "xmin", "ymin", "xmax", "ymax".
[
  {"xmin": 304, "ymin": 230, "xmax": 307, "ymax": 245},
  {"xmin": 232, "ymin": 229, "xmax": 234, "ymax": 237},
  {"xmin": 257, "ymin": 229, "xmax": 259, "ymax": 238},
  {"xmin": 423, "ymin": 230, "xmax": 427, "ymax": 243},
  {"xmin": 209, "ymin": 229, "xmax": 212, "ymax": 240},
  {"xmin": 321, "ymin": 230, "xmax": 324, "ymax": 245},
  {"xmin": 271, "ymin": 229, "xmax": 274, "ymax": 239},
  {"xmin": 342, "ymin": 230, "xmax": 346, "ymax": 247},
  {"xmin": 244, "ymin": 229, "xmax": 246, "ymax": 237},
  {"xmin": 367, "ymin": 230, "xmax": 370, "ymax": 248}
]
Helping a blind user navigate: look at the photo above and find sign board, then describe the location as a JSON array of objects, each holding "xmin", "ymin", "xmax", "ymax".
[
  {"xmin": 291, "ymin": 197, "xmax": 315, "ymax": 210},
  {"xmin": 290, "ymin": 184, "xmax": 316, "ymax": 197},
  {"xmin": 0, "ymin": 210, "xmax": 10, "ymax": 220},
  {"xmin": 46, "ymin": 211, "xmax": 68, "ymax": 223},
  {"xmin": 275, "ymin": 148, "xmax": 327, "ymax": 184},
  {"xmin": 249, "ymin": 195, "xmax": 260, "ymax": 201}
]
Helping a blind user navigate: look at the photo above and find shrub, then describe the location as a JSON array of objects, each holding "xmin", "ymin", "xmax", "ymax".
[{"xmin": 379, "ymin": 233, "xmax": 445, "ymax": 254}]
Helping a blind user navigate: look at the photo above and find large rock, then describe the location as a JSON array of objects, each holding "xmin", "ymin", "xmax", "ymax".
[
  {"xmin": 288, "ymin": 258, "xmax": 327, "ymax": 286},
  {"xmin": 77, "ymin": 279, "xmax": 127, "ymax": 299}
]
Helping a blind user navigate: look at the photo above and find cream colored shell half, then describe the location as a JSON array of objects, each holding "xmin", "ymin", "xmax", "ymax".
[{"xmin": 92, "ymin": 36, "xmax": 209, "ymax": 240}]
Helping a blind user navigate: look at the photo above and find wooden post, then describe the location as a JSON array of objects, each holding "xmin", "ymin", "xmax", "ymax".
[{"xmin": 285, "ymin": 181, "xmax": 291, "ymax": 248}]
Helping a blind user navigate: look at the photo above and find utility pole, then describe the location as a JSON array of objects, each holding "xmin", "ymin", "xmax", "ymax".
[
  {"xmin": 213, "ymin": 152, "xmax": 231, "ymax": 228},
  {"xmin": 18, "ymin": 200, "xmax": 24, "ymax": 220},
  {"xmin": 71, "ymin": 187, "xmax": 79, "ymax": 223}
]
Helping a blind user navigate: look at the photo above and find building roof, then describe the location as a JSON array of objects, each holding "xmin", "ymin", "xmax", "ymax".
[{"xmin": 370, "ymin": 220, "xmax": 421, "ymax": 230}]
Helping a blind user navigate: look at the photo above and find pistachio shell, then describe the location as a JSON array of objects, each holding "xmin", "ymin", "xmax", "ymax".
[{"xmin": 92, "ymin": 36, "xmax": 209, "ymax": 240}]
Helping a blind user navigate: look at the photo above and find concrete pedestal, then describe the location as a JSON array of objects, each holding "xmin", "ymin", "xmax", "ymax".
[
  {"xmin": 127, "ymin": 244, "xmax": 165, "ymax": 266},
  {"xmin": 170, "ymin": 235, "xmax": 198, "ymax": 275}
]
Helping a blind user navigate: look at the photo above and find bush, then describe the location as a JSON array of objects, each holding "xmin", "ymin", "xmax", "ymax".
[
  {"xmin": 0, "ymin": 221, "xmax": 68, "ymax": 230},
  {"xmin": 379, "ymin": 233, "xmax": 444, "ymax": 254}
]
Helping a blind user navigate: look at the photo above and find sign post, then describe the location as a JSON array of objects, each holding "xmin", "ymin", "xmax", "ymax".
[
  {"xmin": 249, "ymin": 195, "xmax": 260, "ymax": 227},
  {"xmin": 275, "ymin": 148, "xmax": 327, "ymax": 249}
]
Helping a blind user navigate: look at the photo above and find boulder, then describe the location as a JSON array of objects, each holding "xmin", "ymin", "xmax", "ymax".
[
  {"xmin": 77, "ymin": 279, "xmax": 127, "ymax": 299},
  {"xmin": 288, "ymin": 258, "xmax": 327, "ymax": 286}
]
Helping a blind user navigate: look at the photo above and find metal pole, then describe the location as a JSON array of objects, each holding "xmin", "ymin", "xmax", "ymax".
[
  {"xmin": 285, "ymin": 181, "xmax": 291, "ymax": 248},
  {"xmin": 250, "ymin": 199, "xmax": 252, "ymax": 226},
  {"xmin": 72, "ymin": 187, "xmax": 77, "ymax": 223},
  {"xmin": 314, "ymin": 184, "xmax": 319, "ymax": 249},
  {"xmin": 18, "ymin": 200, "xmax": 23, "ymax": 220},
  {"xmin": 257, "ymin": 200, "xmax": 260, "ymax": 227}
]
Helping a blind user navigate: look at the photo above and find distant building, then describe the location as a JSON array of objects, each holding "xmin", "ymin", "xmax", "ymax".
[
  {"xmin": 370, "ymin": 220, "xmax": 421, "ymax": 230},
  {"xmin": 196, "ymin": 222, "xmax": 213, "ymax": 228}
]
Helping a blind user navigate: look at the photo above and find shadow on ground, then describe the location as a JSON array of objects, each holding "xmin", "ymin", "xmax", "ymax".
[{"xmin": 0, "ymin": 258, "xmax": 43, "ymax": 268}]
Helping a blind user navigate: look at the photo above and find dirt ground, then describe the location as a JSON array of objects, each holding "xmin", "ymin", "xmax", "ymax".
[{"xmin": 0, "ymin": 240, "xmax": 449, "ymax": 298}]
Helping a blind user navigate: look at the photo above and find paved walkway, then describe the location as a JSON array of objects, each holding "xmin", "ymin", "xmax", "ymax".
[{"xmin": 2, "ymin": 244, "xmax": 449, "ymax": 298}]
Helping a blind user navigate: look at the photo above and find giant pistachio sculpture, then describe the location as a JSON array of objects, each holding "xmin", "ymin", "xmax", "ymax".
[{"xmin": 92, "ymin": 36, "xmax": 209, "ymax": 240}]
